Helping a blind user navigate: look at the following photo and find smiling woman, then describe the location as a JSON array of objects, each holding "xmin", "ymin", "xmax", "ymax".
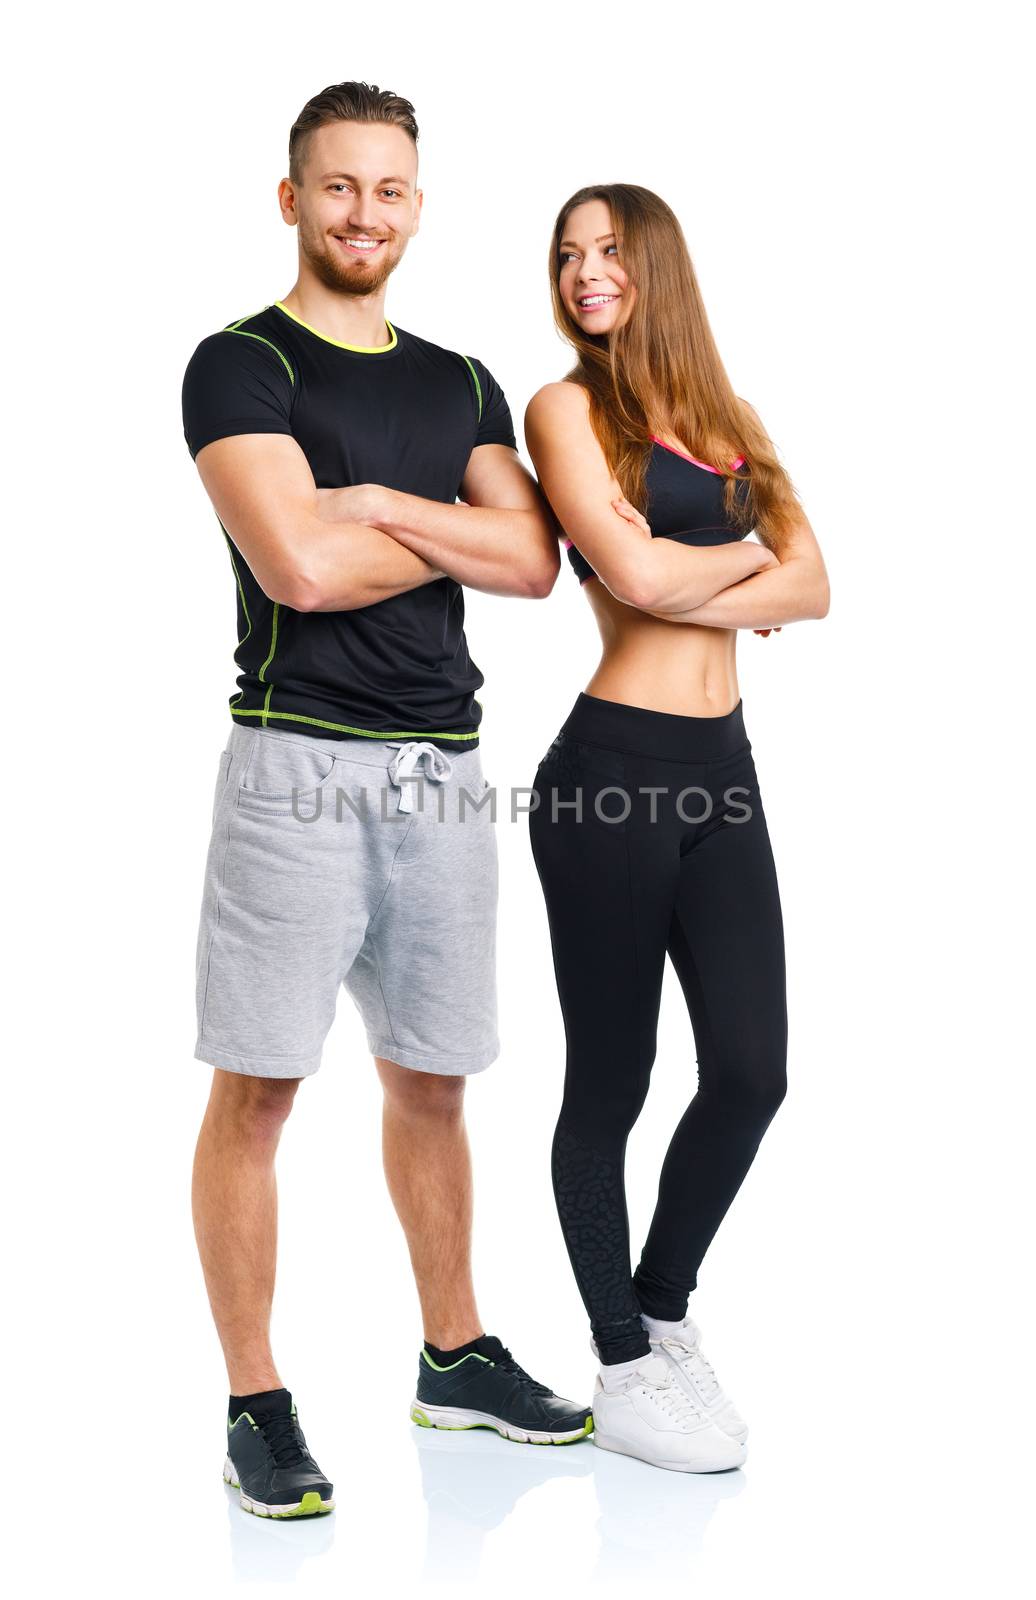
[
  {"xmin": 559, "ymin": 226, "xmax": 629, "ymax": 319},
  {"xmin": 524, "ymin": 180, "xmax": 829, "ymax": 1476}
]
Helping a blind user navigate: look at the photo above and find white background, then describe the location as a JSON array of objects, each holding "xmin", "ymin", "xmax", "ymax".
[{"xmin": 7, "ymin": 0, "xmax": 1033, "ymax": 1594}]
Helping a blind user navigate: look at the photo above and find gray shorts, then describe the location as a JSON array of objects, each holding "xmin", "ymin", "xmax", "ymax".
[{"xmin": 195, "ymin": 724, "xmax": 499, "ymax": 1079}]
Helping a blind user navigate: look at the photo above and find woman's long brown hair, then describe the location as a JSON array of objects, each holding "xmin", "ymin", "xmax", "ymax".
[{"xmin": 549, "ymin": 184, "xmax": 801, "ymax": 551}]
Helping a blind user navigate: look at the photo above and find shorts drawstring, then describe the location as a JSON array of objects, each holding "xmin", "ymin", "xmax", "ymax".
[{"xmin": 385, "ymin": 741, "xmax": 454, "ymax": 814}]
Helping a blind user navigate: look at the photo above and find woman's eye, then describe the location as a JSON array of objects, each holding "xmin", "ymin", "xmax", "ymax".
[
  {"xmin": 560, "ymin": 252, "xmax": 577, "ymax": 265},
  {"xmin": 604, "ymin": 244, "xmax": 618, "ymax": 256}
]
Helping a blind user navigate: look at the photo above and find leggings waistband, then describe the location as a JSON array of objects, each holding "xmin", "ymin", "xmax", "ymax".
[{"xmin": 560, "ymin": 693, "xmax": 749, "ymax": 763}]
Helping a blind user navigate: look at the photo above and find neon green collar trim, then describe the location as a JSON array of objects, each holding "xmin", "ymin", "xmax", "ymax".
[{"xmin": 274, "ymin": 300, "xmax": 397, "ymax": 353}]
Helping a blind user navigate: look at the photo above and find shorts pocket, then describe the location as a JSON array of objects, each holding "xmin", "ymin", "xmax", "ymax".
[
  {"xmin": 211, "ymin": 748, "xmax": 234, "ymax": 823},
  {"xmin": 236, "ymin": 733, "xmax": 339, "ymax": 814}
]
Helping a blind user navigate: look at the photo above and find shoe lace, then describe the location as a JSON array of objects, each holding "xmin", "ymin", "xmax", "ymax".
[
  {"xmin": 660, "ymin": 1332, "xmax": 721, "ymax": 1404},
  {"xmin": 639, "ymin": 1367, "xmax": 706, "ymax": 1427},
  {"xmin": 258, "ymin": 1412, "xmax": 308, "ymax": 1468},
  {"xmin": 492, "ymin": 1346, "xmax": 551, "ymax": 1396}
]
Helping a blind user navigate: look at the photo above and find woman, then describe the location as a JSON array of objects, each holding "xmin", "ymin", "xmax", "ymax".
[{"xmin": 525, "ymin": 185, "xmax": 829, "ymax": 1473}]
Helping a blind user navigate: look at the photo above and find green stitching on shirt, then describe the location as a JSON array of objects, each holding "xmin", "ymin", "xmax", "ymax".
[
  {"xmin": 224, "ymin": 327, "xmax": 295, "ymax": 384},
  {"xmin": 273, "ymin": 301, "xmax": 398, "ymax": 353},
  {"xmin": 221, "ymin": 525, "xmax": 252, "ymax": 710},
  {"xmin": 257, "ymin": 602, "xmax": 280, "ymax": 726},
  {"xmin": 213, "ymin": 315, "xmax": 478, "ymax": 747},
  {"xmin": 460, "ymin": 355, "xmax": 483, "ymax": 423},
  {"xmin": 229, "ymin": 707, "xmax": 479, "ymax": 741}
]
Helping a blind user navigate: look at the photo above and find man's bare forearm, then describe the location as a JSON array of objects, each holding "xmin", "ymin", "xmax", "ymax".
[
  {"xmin": 304, "ymin": 518, "xmax": 445, "ymax": 611},
  {"xmin": 320, "ymin": 485, "xmax": 555, "ymax": 598}
]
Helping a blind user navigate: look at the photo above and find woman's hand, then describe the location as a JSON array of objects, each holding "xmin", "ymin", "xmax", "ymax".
[
  {"xmin": 754, "ymin": 626, "xmax": 783, "ymax": 636},
  {"xmin": 611, "ymin": 497, "xmax": 652, "ymax": 537}
]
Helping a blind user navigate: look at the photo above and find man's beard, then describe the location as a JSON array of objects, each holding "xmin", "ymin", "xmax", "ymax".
[{"xmin": 299, "ymin": 219, "xmax": 399, "ymax": 297}]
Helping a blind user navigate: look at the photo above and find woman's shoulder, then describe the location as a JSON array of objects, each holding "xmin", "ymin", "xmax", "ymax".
[
  {"xmin": 526, "ymin": 378, "xmax": 590, "ymax": 417},
  {"xmin": 525, "ymin": 380, "xmax": 593, "ymax": 446}
]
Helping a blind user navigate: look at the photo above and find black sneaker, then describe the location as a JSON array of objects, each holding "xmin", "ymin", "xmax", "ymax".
[
  {"xmin": 410, "ymin": 1335, "xmax": 593, "ymax": 1445},
  {"xmin": 224, "ymin": 1389, "xmax": 335, "ymax": 1517}
]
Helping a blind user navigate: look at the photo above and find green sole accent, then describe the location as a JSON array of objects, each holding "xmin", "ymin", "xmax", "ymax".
[
  {"xmin": 409, "ymin": 1408, "xmax": 594, "ymax": 1445},
  {"xmin": 239, "ymin": 1492, "xmax": 334, "ymax": 1518},
  {"xmin": 225, "ymin": 1464, "xmax": 333, "ymax": 1516},
  {"xmin": 282, "ymin": 1492, "xmax": 330, "ymax": 1517},
  {"xmin": 230, "ymin": 706, "xmax": 479, "ymax": 742}
]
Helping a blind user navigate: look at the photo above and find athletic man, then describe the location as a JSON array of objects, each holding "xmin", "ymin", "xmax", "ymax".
[{"xmin": 183, "ymin": 81, "xmax": 590, "ymax": 1520}]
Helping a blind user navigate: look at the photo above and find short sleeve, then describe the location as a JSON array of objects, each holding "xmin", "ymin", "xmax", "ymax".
[
  {"xmin": 467, "ymin": 357, "xmax": 517, "ymax": 450},
  {"xmin": 182, "ymin": 330, "xmax": 295, "ymax": 460}
]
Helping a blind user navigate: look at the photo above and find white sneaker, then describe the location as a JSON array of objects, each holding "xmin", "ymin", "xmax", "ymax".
[
  {"xmin": 591, "ymin": 1354, "xmax": 746, "ymax": 1473},
  {"xmin": 650, "ymin": 1317, "xmax": 749, "ymax": 1445}
]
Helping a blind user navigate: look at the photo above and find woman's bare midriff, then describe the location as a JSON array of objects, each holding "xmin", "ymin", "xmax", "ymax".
[{"xmin": 581, "ymin": 578, "xmax": 740, "ymax": 718}]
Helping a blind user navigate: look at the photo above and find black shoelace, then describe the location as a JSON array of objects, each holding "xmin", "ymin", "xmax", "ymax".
[
  {"xmin": 258, "ymin": 1412, "xmax": 308, "ymax": 1468},
  {"xmin": 493, "ymin": 1346, "xmax": 551, "ymax": 1396}
]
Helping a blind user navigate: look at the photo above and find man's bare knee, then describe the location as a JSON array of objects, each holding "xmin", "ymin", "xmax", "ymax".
[
  {"xmin": 376, "ymin": 1057, "xmax": 466, "ymax": 1123},
  {"xmin": 206, "ymin": 1069, "xmax": 302, "ymax": 1143}
]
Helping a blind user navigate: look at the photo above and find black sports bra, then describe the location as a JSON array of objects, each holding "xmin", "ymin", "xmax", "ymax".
[{"xmin": 563, "ymin": 436, "xmax": 751, "ymax": 586}]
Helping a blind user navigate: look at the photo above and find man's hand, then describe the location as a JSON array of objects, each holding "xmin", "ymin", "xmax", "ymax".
[
  {"xmin": 315, "ymin": 484, "xmax": 391, "ymax": 526},
  {"xmin": 314, "ymin": 458, "xmax": 558, "ymax": 599}
]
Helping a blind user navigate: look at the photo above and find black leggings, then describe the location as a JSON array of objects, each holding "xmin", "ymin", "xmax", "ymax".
[{"xmin": 529, "ymin": 694, "xmax": 788, "ymax": 1365}]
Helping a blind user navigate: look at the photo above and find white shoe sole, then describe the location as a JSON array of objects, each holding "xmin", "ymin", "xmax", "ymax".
[
  {"xmin": 223, "ymin": 1455, "xmax": 335, "ymax": 1517},
  {"xmin": 592, "ymin": 1431, "xmax": 746, "ymax": 1473},
  {"xmin": 410, "ymin": 1401, "xmax": 593, "ymax": 1446}
]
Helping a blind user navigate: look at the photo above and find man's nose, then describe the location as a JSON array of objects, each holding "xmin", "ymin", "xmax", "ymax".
[{"xmin": 347, "ymin": 198, "xmax": 381, "ymax": 232}]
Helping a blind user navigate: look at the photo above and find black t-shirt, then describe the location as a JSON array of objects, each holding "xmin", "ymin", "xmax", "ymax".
[{"xmin": 182, "ymin": 301, "xmax": 517, "ymax": 749}]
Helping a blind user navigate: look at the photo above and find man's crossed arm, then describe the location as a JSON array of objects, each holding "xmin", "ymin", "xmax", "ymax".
[{"xmin": 195, "ymin": 432, "xmax": 560, "ymax": 613}]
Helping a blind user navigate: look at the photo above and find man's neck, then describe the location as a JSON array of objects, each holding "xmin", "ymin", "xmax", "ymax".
[{"xmin": 279, "ymin": 272, "xmax": 393, "ymax": 349}]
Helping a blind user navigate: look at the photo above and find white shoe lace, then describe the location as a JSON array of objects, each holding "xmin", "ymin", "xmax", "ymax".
[
  {"xmin": 635, "ymin": 1365, "xmax": 707, "ymax": 1429},
  {"xmin": 659, "ymin": 1327, "xmax": 722, "ymax": 1406}
]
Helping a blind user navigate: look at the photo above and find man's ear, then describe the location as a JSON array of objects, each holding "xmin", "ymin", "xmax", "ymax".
[{"xmin": 277, "ymin": 177, "xmax": 299, "ymax": 228}]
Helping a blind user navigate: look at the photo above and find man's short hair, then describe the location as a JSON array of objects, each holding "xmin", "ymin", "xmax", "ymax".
[{"xmin": 288, "ymin": 81, "xmax": 419, "ymax": 183}]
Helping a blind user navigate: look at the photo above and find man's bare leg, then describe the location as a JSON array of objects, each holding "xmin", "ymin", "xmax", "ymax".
[
  {"xmin": 375, "ymin": 1057, "xmax": 482, "ymax": 1349},
  {"xmin": 191, "ymin": 1069, "xmax": 301, "ymax": 1393}
]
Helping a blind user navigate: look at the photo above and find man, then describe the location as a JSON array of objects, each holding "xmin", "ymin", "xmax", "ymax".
[{"xmin": 183, "ymin": 81, "xmax": 590, "ymax": 1521}]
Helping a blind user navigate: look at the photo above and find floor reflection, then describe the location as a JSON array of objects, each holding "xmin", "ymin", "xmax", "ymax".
[
  {"xmin": 225, "ymin": 1481, "xmax": 336, "ymax": 1582},
  {"xmin": 592, "ymin": 1448, "xmax": 745, "ymax": 1577},
  {"xmin": 414, "ymin": 1424, "xmax": 745, "ymax": 1582},
  {"xmin": 414, "ymin": 1424, "xmax": 594, "ymax": 1581}
]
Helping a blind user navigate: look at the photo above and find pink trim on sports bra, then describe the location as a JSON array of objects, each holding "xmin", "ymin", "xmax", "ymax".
[{"xmin": 650, "ymin": 435, "xmax": 745, "ymax": 475}]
